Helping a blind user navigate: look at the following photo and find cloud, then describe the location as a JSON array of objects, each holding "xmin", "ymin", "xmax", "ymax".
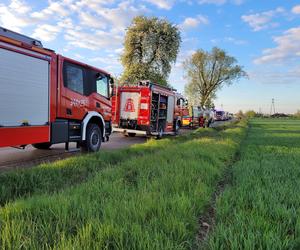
[
  {"xmin": 144, "ymin": 0, "xmax": 174, "ymax": 10},
  {"xmin": 242, "ymin": 7, "xmax": 285, "ymax": 31},
  {"xmin": 64, "ymin": 28, "xmax": 123, "ymax": 50},
  {"xmin": 94, "ymin": 1, "xmax": 148, "ymax": 33},
  {"xmin": 79, "ymin": 12, "xmax": 107, "ymax": 29},
  {"xmin": 179, "ymin": 15, "xmax": 209, "ymax": 30},
  {"xmin": 224, "ymin": 37, "xmax": 247, "ymax": 45},
  {"xmin": 198, "ymin": 0, "xmax": 226, "ymax": 5},
  {"xmin": 0, "ymin": 0, "xmax": 32, "ymax": 31},
  {"xmin": 31, "ymin": 1, "xmax": 70, "ymax": 20},
  {"xmin": 249, "ymin": 67, "xmax": 300, "ymax": 84},
  {"xmin": 71, "ymin": 0, "xmax": 115, "ymax": 11},
  {"xmin": 292, "ymin": 5, "xmax": 300, "ymax": 14},
  {"xmin": 198, "ymin": 0, "xmax": 244, "ymax": 5},
  {"xmin": 254, "ymin": 26, "xmax": 300, "ymax": 64},
  {"xmin": 211, "ymin": 37, "xmax": 247, "ymax": 45},
  {"xmin": 32, "ymin": 24, "xmax": 62, "ymax": 42},
  {"xmin": 9, "ymin": 0, "xmax": 31, "ymax": 14}
]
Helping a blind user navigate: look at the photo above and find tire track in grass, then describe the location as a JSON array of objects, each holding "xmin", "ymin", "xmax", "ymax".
[
  {"xmin": 196, "ymin": 121, "xmax": 249, "ymax": 248},
  {"xmin": 206, "ymin": 119, "xmax": 300, "ymax": 249}
]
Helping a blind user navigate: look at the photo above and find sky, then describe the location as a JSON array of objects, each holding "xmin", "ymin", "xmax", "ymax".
[{"xmin": 0, "ymin": 0, "xmax": 299, "ymax": 114}]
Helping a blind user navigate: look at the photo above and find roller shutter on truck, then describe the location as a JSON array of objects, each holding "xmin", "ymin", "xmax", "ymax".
[{"xmin": 0, "ymin": 47, "xmax": 49, "ymax": 127}]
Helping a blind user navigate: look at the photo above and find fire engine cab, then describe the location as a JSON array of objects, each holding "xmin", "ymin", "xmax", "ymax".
[
  {"xmin": 112, "ymin": 81, "xmax": 186, "ymax": 138},
  {"xmin": 0, "ymin": 27, "xmax": 113, "ymax": 152}
]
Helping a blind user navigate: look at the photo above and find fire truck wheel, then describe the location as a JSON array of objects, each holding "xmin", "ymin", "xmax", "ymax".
[
  {"xmin": 156, "ymin": 126, "xmax": 164, "ymax": 139},
  {"xmin": 32, "ymin": 142, "xmax": 52, "ymax": 150},
  {"xmin": 174, "ymin": 120, "xmax": 180, "ymax": 134},
  {"xmin": 82, "ymin": 123, "xmax": 102, "ymax": 152}
]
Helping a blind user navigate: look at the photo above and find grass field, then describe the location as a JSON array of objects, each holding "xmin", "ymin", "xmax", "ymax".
[
  {"xmin": 0, "ymin": 121, "xmax": 246, "ymax": 249},
  {"xmin": 208, "ymin": 119, "xmax": 300, "ymax": 249}
]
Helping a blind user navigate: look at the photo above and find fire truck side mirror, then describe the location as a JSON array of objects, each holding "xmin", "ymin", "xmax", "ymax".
[{"xmin": 109, "ymin": 77, "xmax": 115, "ymax": 98}]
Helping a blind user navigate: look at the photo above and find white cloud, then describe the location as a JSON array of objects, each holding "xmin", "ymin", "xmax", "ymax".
[
  {"xmin": 144, "ymin": 0, "xmax": 174, "ymax": 10},
  {"xmin": 71, "ymin": 0, "xmax": 115, "ymax": 11},
  {"xmin": 64, "ymin": 29, "xmax": 123, "ymax": 50},
  {"xmin": 179, "ymin": 15, "xmax": 209, "ymax": 30},
  {"xmin": 0, "ymin": 0, "xmax": 32, "ymax": 31},
  {"xmin": 254, "ymin": 26, "xmax": 300, "ymax": 64},
  {"xmin": 9, "ymin": 0, "xmax": 31, "ymax": 14},
  {"xmin": 57, "ymin": 18, "xmax": 74, "ymax": 29},
  {"xmin": 94, "ymin": 1, "xmax": 148, "ymax": 33},
  {"xmin": 224, "ymin": 37, "xmax": 247, "ymax": 45},
  {"xmin": 79, "ymin": 12, "xmax": 107, "ymax": 29},
  {"xmin": 249, "ymin": 67, "xmax": 300, "ymax": 85},
  {"xmin": 292, "ymin": 5, "xmax": 300, "ymax": 14},
  {"xmin": 242, "ymin": 7, "xmax": 285, "ymax": 31},
  {"xmin": 32, "ymin": 24, "xmax": 62, "ymax": 42},
  {"xmin": 212, "ymin": 37, "xmax": 247, "ymax": 45},
  {"xmin": 198, "ymin": 0, "xmax": 244, "ymax": 5},
  {"xmin": 31, "ymin": 1, "xmax": 71, "ymax": 20},
  {"xmin": 198, "ymin": 0, "xmax": 226, "ymax": 5}
]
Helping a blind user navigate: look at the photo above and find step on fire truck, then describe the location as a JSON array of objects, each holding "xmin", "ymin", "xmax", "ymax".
[
  {"xmin": 0, "ymin": 27, "xmax": 113, "ymax": 152},
  {"xmin": 112, "ymin": 81, "xmax": 187, "ymax": 138}
]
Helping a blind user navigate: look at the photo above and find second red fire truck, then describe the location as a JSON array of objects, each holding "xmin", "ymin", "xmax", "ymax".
[{"xmin": 112, "ymin": 81, "xmax": 187, "ymax": 138}]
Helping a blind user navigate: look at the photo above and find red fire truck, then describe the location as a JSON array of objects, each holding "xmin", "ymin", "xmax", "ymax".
[
  {"xmin": 112, "ymin": 81, "xmax": 187, "ymax": 138},
  {"xmin": 0, "ymin": 27, "xmax": 113, "ymax": 152}
]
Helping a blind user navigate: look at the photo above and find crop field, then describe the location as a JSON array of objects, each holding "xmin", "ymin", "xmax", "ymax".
[
  {"xmin": 1, "ymin": 118, "xmax": 299, "ymax": 249},
  {"xmin": 0, "ymin": 121, "xmax": 246, "ymax": 249},
  {"xmin": 208, "ymin": 119, "xmax": 300, "ymax": 249}
]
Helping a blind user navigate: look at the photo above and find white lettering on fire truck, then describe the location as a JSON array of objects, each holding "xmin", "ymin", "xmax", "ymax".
[{"xmin": 70, "ymin": 98, "xmax": 88, "ymax": 107}]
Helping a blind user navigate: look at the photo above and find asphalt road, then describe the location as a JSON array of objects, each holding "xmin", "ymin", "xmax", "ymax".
[
  {"xmin": 0, "ymin": 133, "xmax": 147, "ymax": 172},
  {"xmin": 0, "ymin": 121, "xmax": 230, "ymax": 172}
]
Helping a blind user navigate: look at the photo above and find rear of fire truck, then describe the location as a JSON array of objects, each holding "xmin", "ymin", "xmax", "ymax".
[
  {"xmin": 112, "ymin": 81, "xmax": 181, "ymax": 138},
  {"xmin": 112, "ymin": 82, "xmax": 151, "ymax": 137}
]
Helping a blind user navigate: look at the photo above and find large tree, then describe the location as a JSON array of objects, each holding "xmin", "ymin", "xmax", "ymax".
[
  {"xmin": 184, "ymin": 47, "xmax": 247, "ymax": 108},
  {"xmin": 121, "ymin": 16, "xmax": 181, "ymax": 86}
]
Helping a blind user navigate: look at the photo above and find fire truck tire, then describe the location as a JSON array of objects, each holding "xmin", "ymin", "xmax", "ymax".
[
  {"xmin": 174, "ymin": 120, "xmax": 180, "ymax": 134},
  {"xmin": 32, "ymin": 142, "xmax": 52, "ymax": 150},
  {"xmin": 156, "ymin": 126, "xmax": 164, "ymax": 139},
  {"xmin": 82, "ymin": 123, "xmax": 102, "ymax": 152}
]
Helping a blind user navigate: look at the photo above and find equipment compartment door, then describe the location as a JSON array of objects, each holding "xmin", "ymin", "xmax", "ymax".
[
  {"xmin": 120, "ymin": 92, "xmax": 140, "ymax": 120},
  {"xmin": 0, "ymin": 48, "xmax": 49, "ymax": 127},
  {"xmin": 167, "ymin": 96, "xmax": 175, "ymax": 123}
]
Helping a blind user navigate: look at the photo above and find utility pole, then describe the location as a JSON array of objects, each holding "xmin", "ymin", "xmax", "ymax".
[{"xmin": 270, "ymin": 98, "xmax": 275, "ymax": 115}]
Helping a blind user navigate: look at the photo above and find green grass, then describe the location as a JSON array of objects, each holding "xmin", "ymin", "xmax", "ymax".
[
  {"xmin": 0, "ymin": 121, "xmax": 246, "ymax": 249},
  {"xmin": 208, "ymin": 119, "xmax": 300, "ymax": 250},
  {"xmin": 0, "ymin": 137, "xmax": 177, "ymax": 206}
]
